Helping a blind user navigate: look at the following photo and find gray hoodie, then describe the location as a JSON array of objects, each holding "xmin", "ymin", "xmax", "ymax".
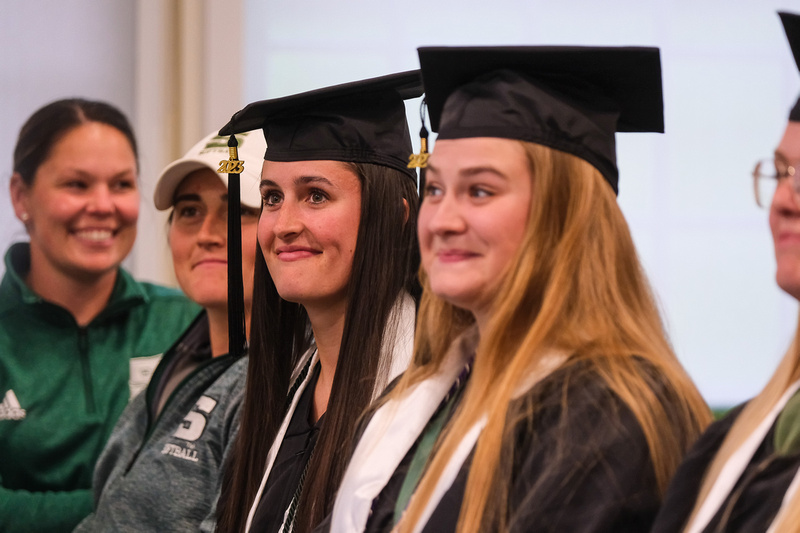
[{"xmin": 74, "ymin": 314, "xmax": 246, "ymax": 533}]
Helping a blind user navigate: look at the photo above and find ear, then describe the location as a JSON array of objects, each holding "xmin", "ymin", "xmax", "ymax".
[
  {"xmin": 9, "ymin": 173, "xmax": 31, "ymax": 224},
  {"xmin": 402, "ymin": 198, "xmax": 409, "ymax": 224}
]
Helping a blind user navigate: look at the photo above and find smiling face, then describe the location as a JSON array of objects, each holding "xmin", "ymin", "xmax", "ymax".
[
  {"xmin": 418, "ymin": 137, "xmax": 532, "ymax": 325},
  {"xmin": 168, "ymin": 169, "xmax": 259, "ymax": 312},
  {"xmin": 770, "ymin": 121, "xmax": 800, "ymax": 300},
  {"xmin": 258, "ymin": 160, "xmax": 362, "ymax": 313},
  {"xmin": 10, "ymin": 122, "xmax": 140, "ymax": 282}
]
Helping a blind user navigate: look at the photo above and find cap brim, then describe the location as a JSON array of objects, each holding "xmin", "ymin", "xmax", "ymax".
[
  {"xmin": 153, "ymin": 160, "xmax": 213, "ymax": 210},
  {"xmin": 154, "ymin": 160, "xmax": 263, "ymax": 210}
]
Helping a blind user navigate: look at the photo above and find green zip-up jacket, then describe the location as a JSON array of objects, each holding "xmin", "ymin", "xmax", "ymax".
[{"xmin": 0, "ymin": 243, "xmax": 201, "ymax": 533}]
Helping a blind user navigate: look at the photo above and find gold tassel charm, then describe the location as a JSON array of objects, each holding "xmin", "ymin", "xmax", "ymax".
[
  {"xmin": 407, "ymin": 136, "xmax": 429, "ymax": 169},
  {"xmin": 408, "ymin": 97, "xmax": 430, "ymax": 170},
  {"xmin": 218, "ymin": 135, "xmax": 245, "ymax": 174}
]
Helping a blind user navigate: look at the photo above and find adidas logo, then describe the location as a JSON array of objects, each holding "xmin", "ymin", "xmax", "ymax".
[{"xmin": 0, "ymin": 390, "xmax": 26, "ymax": 420}]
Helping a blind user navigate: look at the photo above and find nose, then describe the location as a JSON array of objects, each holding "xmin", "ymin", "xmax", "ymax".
[
  {"xmin": 197, "ymin": 211, "xmax": 226, "ymax": 247},
  {"xmin": 86, "ymin": 184, "xmax": 114, "ymax": 215},
  {"xmin": 772, "ymin": 175, "xmax": 800, "ymax": 216},
  {"xmin": 270, "ymin": 200, "xmax": 304, "ymax": 240},
  {"xmin": 423, "ymin": 193, "xmax": 466, "ymax": 236}
]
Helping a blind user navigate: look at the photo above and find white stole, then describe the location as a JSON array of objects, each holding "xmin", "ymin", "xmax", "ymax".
[
  {"xmin": 244, "ymin": 292, "xmax": 417, "ymax": 533},
  {"xmin": 411, "ymin": 349, "xmax": 566, "ymax": 533},
  {"xmin": 376, "ymin": 292, "xmax": 417, "ymax": 400},
  {"xmin": 686, "ymin": 379, "xmax": 800, "ymax": 533},
  {"xmin": 329, "ymin": 326, "xmax": 566, "ymax": 533},
  {"xmin": 329, "ymin": 327, "xmax": 477, "ymax": 533}
]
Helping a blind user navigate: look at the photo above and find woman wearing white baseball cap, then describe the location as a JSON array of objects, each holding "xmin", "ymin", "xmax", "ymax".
[{"xmin": 74, "ymin": 129, "xmax": 266, "ymax": 533}]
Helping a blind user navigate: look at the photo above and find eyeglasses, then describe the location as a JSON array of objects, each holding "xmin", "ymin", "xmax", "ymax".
[{"xmin": 752, "ymin": 158, "xmax": 799, "ymax": 208}]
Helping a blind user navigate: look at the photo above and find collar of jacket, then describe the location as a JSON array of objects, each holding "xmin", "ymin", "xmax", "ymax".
[{"xmin": 0, "ymin": 242, "xmax": 150, "ymax": 323}]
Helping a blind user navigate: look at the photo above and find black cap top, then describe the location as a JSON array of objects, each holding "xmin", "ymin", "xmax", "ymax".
[
  {"xmin": 417, "ymin": 46, "xmax": 665, "ymax": 194},
  {"xmin": 779, "ymin": 12, "xmax": 800, "ymax": 121},
  {"xmin": 219, "ymin": 70, "xmax": 423, "ymax": 180}
]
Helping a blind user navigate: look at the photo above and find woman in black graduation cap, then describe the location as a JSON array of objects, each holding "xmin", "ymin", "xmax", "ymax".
[
  {"xmin": 322, "ymin": 46, "xmax": 711, "ymax": 533},
  {"xmin": 651, "ymin": 12, "xmax": 800, "ymax": 533},
  {"xmin": 214, "ymin": 72, "xmax": 422, "ymax": 533}
]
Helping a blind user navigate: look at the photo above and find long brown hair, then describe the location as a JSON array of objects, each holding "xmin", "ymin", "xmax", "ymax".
[
  {"xmin": 216, "ymin": 162, "xmax": 420, "ymax": 533},
  {"xmin": 394, "ymin": 141, "xmax": 711, "ymax": 533},
  {"xmin": 682, "ymin": 317, "xmax": 800, "ymax": 532}
]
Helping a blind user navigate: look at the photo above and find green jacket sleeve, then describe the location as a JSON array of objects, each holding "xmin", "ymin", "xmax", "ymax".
[{"xmin": 0, "ymin": 484, "xmax": 92, "ymax": 533}]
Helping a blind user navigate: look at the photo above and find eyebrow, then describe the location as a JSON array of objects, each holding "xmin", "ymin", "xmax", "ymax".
[
  {"xmin": 67, "ymin": 169, "xmax": 137, "ymax": 180},
  {"xmin": 112, "ymin": 169, "xmax": 137, "ymax": 179},
  {"xmin": 297, "ymin": 175, "xmax": 335, "ymax": 187},
  {"xmin": 426, "ymin": 162, "xmax": 508, "ymax": 180},
  {"xmin": 260, "ymin": 175, "xmax": 336, "ymax": 188},
  {"xmin": 173, "ymin": 193, "xmax": 201, "ymax": 204}
]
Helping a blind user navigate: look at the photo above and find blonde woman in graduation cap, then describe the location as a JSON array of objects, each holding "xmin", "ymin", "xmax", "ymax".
[
  {"xmin": 322, "ymin": 46, "xmax": 711, "ymax": 533},
  {"xmin": 651, "ymin": 12, "xmax": 800, "ymax": 533},
  {"xmin": 215, "ymin": 72, "xmax": 422, "ymax": 533}
]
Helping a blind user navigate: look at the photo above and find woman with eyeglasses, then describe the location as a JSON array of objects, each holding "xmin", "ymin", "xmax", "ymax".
[{"xmin": 651, "ymin": 11, "xmax": 800, "ymax": 533}]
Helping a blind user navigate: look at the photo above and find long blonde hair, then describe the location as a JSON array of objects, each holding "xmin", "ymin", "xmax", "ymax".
[
  {"xmin": 393, "ymin": 141, "xmax": 711, "ymax": 533},
  {"xmin": 683, "ymin": 316, "xmax": 800, "ymax": 532}
]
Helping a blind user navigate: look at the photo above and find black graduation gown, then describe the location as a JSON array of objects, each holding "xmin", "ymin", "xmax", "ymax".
[
  {"xmin": 250, "ymin": 364, "xmax": 323, "ymax": 532},
  {"xmin": 323, "ymin": 360, "xmax": 674, "ymax": 533},
  {"xmin": 651, "ymin": 404, "xmax": 800, "ymax": 533}
]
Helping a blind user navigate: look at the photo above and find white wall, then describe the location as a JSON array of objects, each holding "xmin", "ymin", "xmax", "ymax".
[{"xmin": 242, "ymin": 0, "xmax": 800, "ymax": 407}]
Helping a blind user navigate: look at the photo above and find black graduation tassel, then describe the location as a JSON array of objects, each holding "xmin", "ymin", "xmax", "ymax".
[
  {"xmin": 224, "ymin": 134, "xmax": 247, "ymax": 358},
  {"xmin": 407, "ymin": 96, "xmax": 430, "ymax": 194}
]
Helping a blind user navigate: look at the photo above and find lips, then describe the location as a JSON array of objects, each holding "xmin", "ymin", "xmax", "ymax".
[
  {"xmin": 193, "ymin": 258, "xmax": 227, "ymax": 269},
  {"xmin": 275, "ymin": 245, "xmax": 320, "ymax": 261},
  {"xmin": 777, "ymin": 231, "xmax": 800, "ymax": 246},
  {"xmin": 73, "ymin": 228, "xmax": 115, "ymax": 243},
  {"xmin": 436, "ymin": 249, "xmax": 479, "ymax": 263}
]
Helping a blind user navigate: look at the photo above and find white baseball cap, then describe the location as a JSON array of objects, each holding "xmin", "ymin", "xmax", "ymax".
[{"xmin": 153, "ymin": 130, "xmax": 266, "ymax": 210}]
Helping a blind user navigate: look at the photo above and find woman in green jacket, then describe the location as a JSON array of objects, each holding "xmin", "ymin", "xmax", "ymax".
[{"xmin": 0, "ymin": 98, "xmax": 199, "ymax": 532}]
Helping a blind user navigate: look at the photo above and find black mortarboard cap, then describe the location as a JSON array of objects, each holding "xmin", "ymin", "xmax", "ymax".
[
  {"xmin": 417, "ymin": 46, "xmax": 664, "ymax": 194},
  {"xmin": 779, "ymin": 12, "xmax": 800, "ymax": 121},
  {"xmin": 219, "ymin": 70, "xmax": 423, "ymax": 180}
]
